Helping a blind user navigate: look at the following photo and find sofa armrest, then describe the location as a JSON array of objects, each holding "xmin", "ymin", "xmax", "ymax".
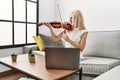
[
  {"xmin": 23, "ymin": 45, "xmax": 39, "ymax": 54},
  {"xmin": 93, "ymin": 65, "xmax": 120, "ymax": 80}
]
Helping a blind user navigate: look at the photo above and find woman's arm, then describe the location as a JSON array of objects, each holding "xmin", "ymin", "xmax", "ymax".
[
  {"xmin": 43, "ymin": 22, "xmax": 64, "ymax": 41},
  {"xmin": 79, "ymin": 32, "xmax": 88, "ymax": 51},
  {"xmin": 63, "ymin": 32, "xmax": 88, "ymax": 51}
]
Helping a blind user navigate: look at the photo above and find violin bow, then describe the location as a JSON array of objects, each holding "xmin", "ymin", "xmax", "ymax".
[{"xmin": 57, "ymin": 4, "xmax": 64, "ymax": 29}]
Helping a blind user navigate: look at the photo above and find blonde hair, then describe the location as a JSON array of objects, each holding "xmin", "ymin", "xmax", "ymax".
[{"xmin": 70, "ymin": 10, "xmax": 86, "ymax": 30}]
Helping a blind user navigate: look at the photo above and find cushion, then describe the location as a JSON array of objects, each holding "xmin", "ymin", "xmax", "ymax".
[
  {"xmin": 82, "ymin": 30, "xmax": 120, "ymax": 59},
  {"xmin": 39, "ymin": 34, "xmax": 64, "ymax": 47},
  {"xmin": 80, "ymin": 57, "xmax": 120, "ymax": 75},
  {"xmin": 33, "ymin": 51, "xmax": 45, "ymax": 56},
  {"xmin": 33, "ymin": 36, "xmax": 45, "ymax": 51},
  {"xmin": 93, "ymin": 65, "xmax": 120, "ymax": 80}
]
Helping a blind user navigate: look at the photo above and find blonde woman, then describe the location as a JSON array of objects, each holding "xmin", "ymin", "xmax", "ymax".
[
  {"xmin": 39, "ymin": 10, "xmax": 88, "ymax": 60},
  {"xmin": 37, "ymin": 10, "xmax": 88, "ymax": 80}
]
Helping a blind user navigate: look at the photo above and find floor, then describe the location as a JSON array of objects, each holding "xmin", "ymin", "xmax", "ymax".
[
  {"xmin": 68, "ymin": 74, "xmax": 79, "ymax": 80},
  {"xmin": 0, "ymin": 72, "xmax": 26, "ymax": 80}
]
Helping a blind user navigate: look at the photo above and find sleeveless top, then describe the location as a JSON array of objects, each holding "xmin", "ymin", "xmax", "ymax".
[{"xmin": 63, "ymin": 28, "xmax": 88, "ymax": 59}]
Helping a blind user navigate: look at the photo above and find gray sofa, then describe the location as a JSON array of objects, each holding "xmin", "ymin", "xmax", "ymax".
[
  {"xmin": 23, "ymin": 30, "xmax": 120, "ymax": 80},
  {"xmin": 81, "ymin": 30, "xmax": 120, "ymax": 80}
]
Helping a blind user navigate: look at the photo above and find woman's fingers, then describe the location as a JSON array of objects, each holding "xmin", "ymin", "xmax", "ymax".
[{"xmin": 43, "ymin": 22, "xmax": 52, "ymax": 28}]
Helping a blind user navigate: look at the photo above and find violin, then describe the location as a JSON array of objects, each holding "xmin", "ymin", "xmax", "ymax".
[
  {"xmin": 37, "ymin": 22, "xmax": 73, "ymax": 31},
  {"xmin": 37, "ymin": 5, "xmax": 73, "ymax": 31}
]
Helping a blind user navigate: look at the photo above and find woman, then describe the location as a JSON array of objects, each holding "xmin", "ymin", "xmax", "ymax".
[{"xmin": 38, "ymin": 10, "xmax": 88, "ymax": 60}]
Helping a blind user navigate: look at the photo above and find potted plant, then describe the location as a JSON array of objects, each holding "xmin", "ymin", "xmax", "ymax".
[
  {"xmin": 28, "ymin": 48, "xmax": 35, "ymax": 63},
  {"xmin": 11, "ymin": 53, "xmax": 17, "ymax": 62}
]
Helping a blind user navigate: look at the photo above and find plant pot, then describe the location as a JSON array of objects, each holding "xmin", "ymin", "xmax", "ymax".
[
  {"xmin": 11, "ymin": 56, "xmax": 17, "ymax": 62},
  {"xmin": 29, "ymin": 54, "xmax": 35, "ymax": 63}
]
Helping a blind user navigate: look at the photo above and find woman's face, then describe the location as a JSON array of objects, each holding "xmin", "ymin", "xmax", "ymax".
[
  {"xmin": 69, "ymin": 15, "xmax": 75, "ymax": 29},
  {"xmin": 69, "ymin": 17, "xmax": 72, "ymax": 24},
  {"xmin": 69, "ymin": 16, "xmax": 73, "ymax": 24}
]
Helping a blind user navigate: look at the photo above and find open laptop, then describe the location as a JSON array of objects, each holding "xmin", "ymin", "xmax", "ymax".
[{"xmin": 45, "ymin": 47, "xmax": 80, "ymax": 70}]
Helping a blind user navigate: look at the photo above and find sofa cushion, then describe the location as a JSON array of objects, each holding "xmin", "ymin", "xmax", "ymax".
[
  {"xmin": 33, "ymin": 51, "xmax": 45, "ymax": 56},
  {"xmin": 39, "ymin": 34, "xmax": 64, "ymax": 47},
  {"xmin": 93, "ymin": 65, "xmax": 120, "ymax": 80},
  {"xmin": 23, "ymin": 45, "xmax": 39, "ymax": 54},
  {"xmin": 83, "ymin": 30, "xmax": 120, "ymax": 59},
  {"xmin": 80, "ymin": 57, "xmax": 120, "ymax": 75}
]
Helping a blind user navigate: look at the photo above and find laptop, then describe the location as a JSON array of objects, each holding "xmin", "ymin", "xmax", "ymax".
[{"xmin": 45, "ymin": 47, "xmax": 80, "ymax": 70}]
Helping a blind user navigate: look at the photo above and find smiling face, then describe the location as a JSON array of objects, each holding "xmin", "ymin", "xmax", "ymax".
[
  {"xmin": 69, "ymin": 13, "xmax": 74, "ymax": 26},
  {"xmin": 69, "ymin": 15, "xmax": 75, "ymax": 30}
]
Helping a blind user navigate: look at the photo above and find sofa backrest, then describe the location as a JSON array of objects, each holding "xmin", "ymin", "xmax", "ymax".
[{"xmin": 83, "ymin": 30, "xmax": 120, "ymax": 59}]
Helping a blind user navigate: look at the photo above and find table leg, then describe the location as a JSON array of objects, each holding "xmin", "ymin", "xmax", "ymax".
[{"xmin": 79, "ymin": 68, "xmax": 82, "ymax": 80}]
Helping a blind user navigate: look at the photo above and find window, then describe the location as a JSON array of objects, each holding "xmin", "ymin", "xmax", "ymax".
[
  {"xmin": 0, "ymin": 22, "xmax": 12, "ymax": 46},
  {"xmin": 0, "ymin": 0, "xmax": 39, "ymax": 49}
]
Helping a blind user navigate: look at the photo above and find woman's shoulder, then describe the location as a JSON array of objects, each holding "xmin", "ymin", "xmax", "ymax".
[
  {"xmin": 81, "ymin": 29, "xmax": 88, "ymax": 32},
  {"xmin": 81, "ymin": 29, "xmax": 88, "ymax": 35}
]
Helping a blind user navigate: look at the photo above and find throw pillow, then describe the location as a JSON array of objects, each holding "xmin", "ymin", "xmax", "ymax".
[
  {"xmin": 39, "ymin": 34, "xmax": 64, "ymax": 47},
  {"xmin": 33, "ymin": 36, "xmax": 45, "ymax": 51}
]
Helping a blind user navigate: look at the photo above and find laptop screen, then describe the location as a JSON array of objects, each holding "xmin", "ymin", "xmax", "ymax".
[{"xmin": 45, "ymin": 47, "xmax": 80, "ymax": 70}]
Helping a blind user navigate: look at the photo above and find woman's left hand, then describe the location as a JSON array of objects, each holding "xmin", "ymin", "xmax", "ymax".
[
  {"xmin": 43, "ymin": 22, "xmax": 52, "ymax": 29},
  {"xmin": 63, "ymin": 33, "xmax": 70, "ymax": 42}
]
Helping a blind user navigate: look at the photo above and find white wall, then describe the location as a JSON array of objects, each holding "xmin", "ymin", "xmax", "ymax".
[
  {"xmin": 56, "ymin": 0, "xmax": 120, "ymax": 31},
  {"xmin": 39, "ymin": 0, "xmax": 120, "ymax": 34},
  {"xmin": 39, "ymin": 0, "xmax": 56, "ymax": 22}
]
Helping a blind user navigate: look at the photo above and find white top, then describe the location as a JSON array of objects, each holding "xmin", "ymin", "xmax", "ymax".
[{"xmin": 63, "ymin": 28, "xmax": 88, "ymax": 59}]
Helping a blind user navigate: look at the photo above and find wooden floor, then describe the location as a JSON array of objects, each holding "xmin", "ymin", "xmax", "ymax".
[{"xmin": 0, "ymin": 70, "xmax": 26, "ymax": 80}]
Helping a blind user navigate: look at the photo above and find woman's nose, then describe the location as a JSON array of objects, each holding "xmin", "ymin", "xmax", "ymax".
[{"xmin": 70, "ymin": 19, "xmax": 72, "ymax": 23}]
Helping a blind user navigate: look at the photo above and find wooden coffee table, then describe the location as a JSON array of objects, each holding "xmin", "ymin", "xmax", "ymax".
[{"xmin": 0, "ymin": 54, "xmax": 82, "ymax": 80}]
